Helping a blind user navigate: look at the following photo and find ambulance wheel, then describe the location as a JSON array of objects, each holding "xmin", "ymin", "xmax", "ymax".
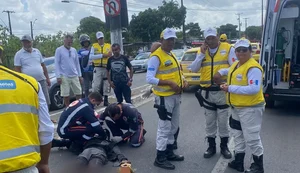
[{"xmin": 266, "ymin": 100, "xmax": 275, "ymax": 108}]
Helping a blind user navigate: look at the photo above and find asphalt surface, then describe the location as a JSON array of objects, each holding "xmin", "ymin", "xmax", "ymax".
[
  {"xmin": 49, "ymin": 87, "xmax": 300, "ymax": 173},
  {"xmin": 49, "ymin": 72, "xmax": 147, "ymax": 115}
]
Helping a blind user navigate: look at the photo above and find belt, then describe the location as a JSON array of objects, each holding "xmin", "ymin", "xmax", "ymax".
[{"xmin": 199, "ymin": 85, "xmax": 221, "ymax": 91}]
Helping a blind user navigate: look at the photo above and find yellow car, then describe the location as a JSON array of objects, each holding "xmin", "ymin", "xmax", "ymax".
[
  {"xmin": 180, "ymin": 47, "xmax": 201, "ymax": 85},
  {"xmin": 251, "ymin": 43, "xmax": 261, "ymax": 62}
]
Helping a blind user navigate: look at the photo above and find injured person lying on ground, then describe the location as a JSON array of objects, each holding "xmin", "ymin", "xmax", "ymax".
[{"xmin": 99, "ymin": 103, "xmax": 147, "ymax": 147}]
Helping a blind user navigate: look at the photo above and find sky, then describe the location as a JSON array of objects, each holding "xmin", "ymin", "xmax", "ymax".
[{"xmin": 0, "ymin": 0, "xmax": 266, "ymax": 38}]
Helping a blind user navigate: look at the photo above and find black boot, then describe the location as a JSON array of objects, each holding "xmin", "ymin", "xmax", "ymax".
[
  {"xmin": 104, "ymin": 95, "xmax": 110, "ymax": 106},
  {"xmin": 166, "ymin": 144, "xmax": 184, "ymax": 161},
  {"xmin": 245, "ymin": 155, "xmax": 264, "ymax": 173},
  {"xmin": 228, "ymin": 152, "xmax": 245, "ymax": 172},
  {"xmin": 154, "ymin": 150, "xmax": 175, "ymax": 170},
  {"xmin": 51, "ymin": 139, "xmax": 71, "ymax": 148},
  {"xmin": 204, "ymin": 137, "xmax": 216, "ymax": 158},
  {"xmin": 173, "ymin": 127, "xmax": 180, "ymax": 150},
  {"xmin": 220, "ymin": 137, "xmax": 232, "ymax": 159}
]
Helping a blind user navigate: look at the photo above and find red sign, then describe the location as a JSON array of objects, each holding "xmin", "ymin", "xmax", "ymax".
[{"xmin": 104, "ymin": 0, "xmax": 121, "ymax": 16}]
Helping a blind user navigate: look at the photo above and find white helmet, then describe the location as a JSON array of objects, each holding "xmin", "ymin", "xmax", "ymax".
[{"xmin": 79, "ymin": 34, "xmax": 90, "ymax": 44}]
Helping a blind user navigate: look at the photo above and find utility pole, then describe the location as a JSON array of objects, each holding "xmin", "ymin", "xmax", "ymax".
[
  {"xmin": 244, "ymin": 18, "xmax": 249, "ymax": 37},
  {"xmin": 2, "ymin": 10, "xmax": 15, "ymax": 36},
  {"xmin": 30, "ymin": 19, "xmax": 37, "ymax": 40},
  {"xmin": 236, "ymin": 13, "xmax": 242, "ymax": 38},
  {"xmin": 30, "ymin": 21, "xmax": 33, "ymax": 39},
  {"xmin": 261, "ymin": 0, "xmax": 264, "ymax": 32},
  {"xmin": 181, "ymin": 0, "xmax": 186, "ymax": 46}
]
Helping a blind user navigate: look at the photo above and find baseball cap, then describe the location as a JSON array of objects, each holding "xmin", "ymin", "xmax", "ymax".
[
  {"xmin": 21, "ymin": 34, "xmax": 32, "ymax": 42},
  {"xmin": 204, "ymin": 27, "xmax": 217, "ymax": 39},
  {"xmin": 234, "ymin": 39, "xmax": 251, "ymax": 49},
  {"xmin": 162, "ymin": 28, "xmax": 177, "ymax": 40},
  {"xmin": 96, "ymin": 31, "xmax": 104, "ymax": 39}
]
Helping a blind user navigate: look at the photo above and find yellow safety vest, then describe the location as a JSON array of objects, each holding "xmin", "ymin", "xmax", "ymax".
[
  {"xmin": 199, "ymin": 42, "xmax": 231, "ymax": 87},
  {"xmin": 151, "ymin": 47, "xmax": 183, "ymax": 97},
  {"xmin": 92, "ymin": 43, "xmax": 111, "ymax": 67},
  {"xmin": 227, "ymin": 58, "xmax": 265, "ymax": 107},
  {"xmin": 0, "ymin": 45, "xmax": 3, "ymax": 51},
  {"xmin": 0, "ymin": 65, "xmax": 40, "ymax": 172}
]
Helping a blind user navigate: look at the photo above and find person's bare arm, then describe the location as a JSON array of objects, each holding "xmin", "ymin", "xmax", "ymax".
[
  {"xmin": 14, "ymin": 66, "xmax": 21, "ymax": 72},
  {"xmin": 36, "ymin": 142, "xmax": 51, "ymax": 173},
  {"xmin": 41, "ymin": 63, "xmax": 49, "ymax": 80}
]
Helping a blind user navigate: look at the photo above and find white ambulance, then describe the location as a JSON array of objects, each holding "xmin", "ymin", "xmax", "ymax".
[{"xmin": 261, "ymin": 0, "xmax": 300, "ymax": 107}]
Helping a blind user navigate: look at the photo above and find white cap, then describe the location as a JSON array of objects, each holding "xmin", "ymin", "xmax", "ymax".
[
  {"xmin": 162, "ymin": 28, "xmax": 177, "ymax": 39},
  {"xmin": 234, "ymin": 39, "xmax": 251, "ymax": 48},
  {"xmin": 96, "ymin": 31, "xmax": 104, "ymax": 39},
  {"xmin": 21, "ymin": 34, "xmax": 32, "ymax": 42},
  {"xmin": 204, "ymin": 27, "xmax": 217, "ymax": 39}
]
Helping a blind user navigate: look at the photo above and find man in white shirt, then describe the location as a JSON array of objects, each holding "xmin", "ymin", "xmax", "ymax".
[
  {"xmin": 55, "ymin": 33, "xmax": 83, "ymax": 107},
  {"xmin": 189, "ymin": 27, "xmax": 237, "ymax": 160},
  {"xmin": 14, "ymin": 34, "xmax": 51, "ymax": 108}
]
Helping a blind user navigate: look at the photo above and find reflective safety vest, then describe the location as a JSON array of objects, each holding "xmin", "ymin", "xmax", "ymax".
[
  {"xmin": 92, "ymin": 43, "xmax": 111, "ymax": 67},
  {"xmin": 199, "ymin": 42, "xmax": 231, "ymax": 87},
  {"xmin": 0, "ymin": 45, "xmax": 3, "ymax": 51},
  {"xmin": 151, "ymin": 47, "xmax": 183, "ymax": 97},
  {"xmin": 227, "ymin": 58, "xmax": 265, "ymax": 107},
  {"xmin": 0, "ymin": 65, "xmax": 40, "ymax": 172}
]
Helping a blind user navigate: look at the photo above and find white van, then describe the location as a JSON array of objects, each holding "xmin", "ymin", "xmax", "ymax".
[{"xmin": 261, "ymin": 0, "xmax": 300, "ymax": 107}]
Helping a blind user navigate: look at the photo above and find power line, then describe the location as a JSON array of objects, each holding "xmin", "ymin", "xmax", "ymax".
[{"xmin": 2, "ymin": 10, "xmax": 15, "ymax": 36}]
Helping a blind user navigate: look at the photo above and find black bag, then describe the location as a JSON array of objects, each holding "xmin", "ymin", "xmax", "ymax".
[{"xmin": 81, "ymin": 50, "xmax": 91, "ymax": 69}]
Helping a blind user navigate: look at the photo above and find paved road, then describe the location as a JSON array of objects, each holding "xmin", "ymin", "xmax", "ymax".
[
  {"xmin": 49, "ymin": 72, "xmax": 147, "ymax": 115},
  {"xmin": 49, "ymin": 87, "xmax": 300, "ymax": 173},
  {"xmin": 131, "ymin": 71, "xmax": 147, "ymax": 88}
]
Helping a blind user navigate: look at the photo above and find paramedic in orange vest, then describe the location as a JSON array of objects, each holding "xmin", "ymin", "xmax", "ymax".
[
  {"xmin": 89, "ymin": 31, "xmax": 112, "ymax": 106},
  {"xmin": 0, "ymin": 57, "xmax": 54, "ymax": 172},
  {"xmin": 146, "ymin": 28, "xmax": 188, "ymax": 170},
  {"xmin": 215, "ymin": 39, "xmax": 265, "ymax": 173},
  {"xmin": 189, "ymin": 27, "xmax": 237, "ymax": 159}
]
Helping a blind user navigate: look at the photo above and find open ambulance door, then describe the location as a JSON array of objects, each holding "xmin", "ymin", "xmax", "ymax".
[{"xmin": 261, "ymin": 0, "xmax": 281, "ymax": 93}]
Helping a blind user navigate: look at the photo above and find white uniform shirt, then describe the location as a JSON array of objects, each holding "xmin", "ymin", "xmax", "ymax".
[
  {"xmin": 89, "ymin": 46, "xmax": 104, "ymax": 60},
  {"xmin": 37, "ymin": 82, "xmax": 55, "ymax": 145}
]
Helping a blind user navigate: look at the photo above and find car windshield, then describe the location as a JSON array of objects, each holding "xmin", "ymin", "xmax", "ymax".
[
  {"xmin": 251, "ymin": 44, "xmax": 258, "ymax": 50},
  {"xmin": 182, "ymin": 52, "xmax": 197, "ymax": 61},
  {"xmin": 172, "ymin": 50, "xmax": 184, "ymax": 59},
  {"xmin": 44, "ymin": 58, "xmax": 55, "ymax": 73},
  {"xmin": 135, "ymin": 53, "xmax": 149, "ymax": 60}
]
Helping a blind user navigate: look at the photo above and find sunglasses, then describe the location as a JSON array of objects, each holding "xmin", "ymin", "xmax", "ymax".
[{"xmin": 236, "ymin": 47, "xmax": 249, "ymax": 53}]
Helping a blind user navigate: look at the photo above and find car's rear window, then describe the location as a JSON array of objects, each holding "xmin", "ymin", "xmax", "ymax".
[
  {"xmin": 182, "ymin": 52, "xmax": 197, "ymax": 61},
  {"xmin": 251, "ymin": 44, "xmax": 258, "ymax": 50}
]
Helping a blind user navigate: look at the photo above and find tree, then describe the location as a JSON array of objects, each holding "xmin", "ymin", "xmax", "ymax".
[
  {"xmin": 217, "ymin": 24, "xmax": 238, "ymax": 39},
  {"xmin": 246, "ymin": 26, "xmax": 262, "ymax": 40},
  {"xmin": 130, "ymin": 8, "xmax": 164, "ymax": 42},
  {"xmin": 158, "ymin": 0, "xmax": 186, "ymax": 29},
  {"xmin": 185, "ymin": 22, "xmax": 202, "ymax": 38},
  {"xmin": 76, "ymin": 16, "xmax": 110, "ymax": 43},
  {"xmin": 0, "ymin": 25, "xmax": 22, "ymax": 69},
  {"xmin": 129, "ymin": 0, "xmax": 186, "ymax": 42}
]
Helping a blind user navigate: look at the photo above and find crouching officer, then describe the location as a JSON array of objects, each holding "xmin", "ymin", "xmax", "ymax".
[
  {"xmin": 215, "ymin": 39, "xmax": 265, "ymax": 173},
  {"xmin": 146, "ymin": 28, "xmax": 188, "ymax": 170},
  {"xmin": 55, "ymin": 92, "xmax": 107, "ymax": 152},
  {"xmin": 189, "ymin": 27, "xmax": 237, "ymax": 159},
  {"xmin": 100, "ymin": 103, "xmax": 146, "ymax": 147}
]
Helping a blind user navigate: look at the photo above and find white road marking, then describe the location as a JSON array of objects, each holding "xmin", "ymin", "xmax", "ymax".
[
  {"xmin": 211, "ymin": 137, "xmax": 235, "ymax": 173},
  {"xmin": 50, "ymin": 84, "xmax": 151, "ymax": 117}
]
